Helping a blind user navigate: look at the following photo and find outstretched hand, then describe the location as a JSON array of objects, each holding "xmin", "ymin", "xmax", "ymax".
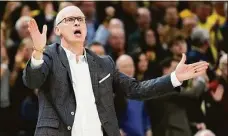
[
  {"xmin": 175, "ymin": 54, "xmax": 209, "ymax": 82},
  {"xmin": 28, "ymin": 19, "xmax": 47, "ymax": 51}
]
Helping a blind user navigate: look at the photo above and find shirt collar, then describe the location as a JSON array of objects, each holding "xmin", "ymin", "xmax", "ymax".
[{"xmin": 61, "ymin": 46, "xmax": 87, "ymax": 63}]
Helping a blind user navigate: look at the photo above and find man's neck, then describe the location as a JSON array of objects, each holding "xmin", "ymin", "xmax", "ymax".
[{"xmin": 61, "ymin": 40, "xmax": 84, "ymax": 55}]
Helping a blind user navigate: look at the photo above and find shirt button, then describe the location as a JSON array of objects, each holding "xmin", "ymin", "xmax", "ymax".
[
  {"xmin": 71, "ymin": 112, "xmax": 74, "ymax": 115},
  {"xmin": 67, "ymin": 126, "xmax": 71, "ymax": 130}
]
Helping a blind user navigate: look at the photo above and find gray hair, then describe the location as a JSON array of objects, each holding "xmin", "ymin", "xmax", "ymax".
[
  {"xmin": 15, "ymin": 16, "xmax": 32, "ymax": 31},
  {"xmin": 191, "ymin": 27, "xmax": 210, "ymax": 47}
]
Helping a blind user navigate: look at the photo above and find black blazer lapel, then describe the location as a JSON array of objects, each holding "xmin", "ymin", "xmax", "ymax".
[
  {"xmin": 57, "ymin": 44, "xmax": 73, "ymax": 85},
  {"xmin": 86, "ymin": 49, "xmax": 102, "ymax": 103}
]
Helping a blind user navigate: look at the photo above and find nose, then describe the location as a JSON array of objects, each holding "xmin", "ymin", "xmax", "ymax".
[{"xmin": 74, "ymin": 19, "xmax": 80, "ymax": 27}]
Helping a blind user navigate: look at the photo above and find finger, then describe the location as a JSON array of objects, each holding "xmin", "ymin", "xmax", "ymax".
[
  {"xmin": 42, "ymin": 25, "xmax": 47, "ymax": 35},
  {"xmin": 193, "ymin": 70, "xmax": 206, "ymax": 78},
  {"xmin": 180, "ymin": 53, "xmax": 186, "ymax": 64},
  {"xmin": 193, "ymin": 63, "xmax": 209, "ymax": 71},
  {"xmin": 195, "ymin": 65, "xmax": 208, "ymax": 72},
  {"xmin": 189, "ymin": 61, "xmax": 208, "ymax": 68}
]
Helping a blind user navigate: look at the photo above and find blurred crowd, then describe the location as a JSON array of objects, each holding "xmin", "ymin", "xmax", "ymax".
[{"xmin": 0, "ymin": 1, "xmax": 227, "ymax": 136}]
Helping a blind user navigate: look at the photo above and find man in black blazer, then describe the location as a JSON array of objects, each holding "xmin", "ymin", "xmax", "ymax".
[{"xmin": 23, "ymin": 6, "xmax": 209, "ymax": 136}]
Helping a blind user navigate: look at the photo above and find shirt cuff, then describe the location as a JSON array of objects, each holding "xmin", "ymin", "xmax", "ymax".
[
  {"xmin": 171, "ymin": 71, "xmax": 182, "ymax": 87},
  {"xmin": 30, "ymin": 55, "xmax": 44, "ymax": 69}
]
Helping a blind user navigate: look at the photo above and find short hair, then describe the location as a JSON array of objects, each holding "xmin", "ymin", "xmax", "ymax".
[
  {"xmin": 167, "ymin": 33, "xmax": 186, "ymax": 48},
  {"xmin": 160, "ymin": 57, "xmax": 179, "ymax": 70},
  {"xmin": 136, "ymin": 7, "xmax": 150, "ymax": 18},
  {"xmin": 15, "ymin": 16, "xmax": 32, "ymax": 31}
]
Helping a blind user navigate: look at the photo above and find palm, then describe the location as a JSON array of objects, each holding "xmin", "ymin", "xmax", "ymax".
[
  {"xmin": 28, "ymin": 19, "xmax": 47, "ymax": 50},
  {"xmin": 175, "ymin": 54, "xmax": 209, "ymax": 82}
]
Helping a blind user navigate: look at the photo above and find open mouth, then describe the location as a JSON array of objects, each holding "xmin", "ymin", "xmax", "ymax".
[{"xmin": 74, "ymin": 30, "xmax": 81, "ymax": 36}]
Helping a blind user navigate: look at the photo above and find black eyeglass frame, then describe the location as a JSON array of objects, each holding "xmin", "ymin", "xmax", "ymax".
[{"xmin": 56, "ymin": 16, "xmax": 86, "ymax": 26}]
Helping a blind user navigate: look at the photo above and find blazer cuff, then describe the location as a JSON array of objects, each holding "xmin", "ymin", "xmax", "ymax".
[{"xmin": 171, "ymin": 71, "xmax": 182, "ymax": 87}]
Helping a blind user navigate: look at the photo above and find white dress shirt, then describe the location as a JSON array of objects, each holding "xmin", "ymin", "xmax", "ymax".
[{"xmin": 30, "ymin": 46, "xmax": 182, "ymax": 136}]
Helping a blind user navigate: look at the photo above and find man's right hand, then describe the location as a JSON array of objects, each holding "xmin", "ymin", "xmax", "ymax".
[{"xmin": 28, "ymin": 19, "xmax": 47, "ymax": 59}]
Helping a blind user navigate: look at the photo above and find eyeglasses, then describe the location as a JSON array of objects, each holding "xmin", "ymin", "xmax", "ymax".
[{"xmin": 56, "ymin": 16, "xmax": 86, "ymax": 26}]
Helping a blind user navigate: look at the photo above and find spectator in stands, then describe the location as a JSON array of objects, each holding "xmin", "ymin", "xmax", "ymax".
[
  {"xmin": 0, "ymin": 44, "xmax": 11, "ymax": 136},
  {"xmin": 128, "ymin": 8, "xmax": 153, "ymax": 55},
  {"xmin": 120, "ymin": 1, "xmax": 138, "ymax": 40},
  {"xmin": 195, "ymin": 2, "xmax": 213, "ymax": 29},
  {"xmin": 89, "ymin": 42, "xmax": 105, "ymax": 56},
  {"xmin": 133, "ymin": 52, "xmax": 150, "ymax": 81},
  {"xmin": 8, "ymin": 16, "xmax": 32, "ymax": 71},
  {"xmin": 146, "ymin": 57, "xmax": 208, "ymax": 136},
  {"xmin": 164, "ymin": 6, "xmax": 181, "ymax": 29},
  {"xmin": 80, "ymin": 1, "xmax": 99, "ymax": 45},
  {"xmin": 93, "ymin": 7, "xmax": 120, "ymax": 46},
  {"xmin": 58, "ymin": 2, "xmax": 74, "ymax": 11},
  {"xmin": 33, "ymin": 2, "xmax": 56, "ymax": 42},
  {"xmin": 167, "ymin": 32, "xmax": 188, "ymax": 61},
  {"xmin": 203, "ymin": 53, "xmax": 228, "ymax": 136},
  {"xmin": 143, "ymin": 28, "xmax": 166, "ymax": 78},
  {"xmin": 187, "ymin": 27, "xmax": 210, "ymax": 64},
  {"xmin": 181, "ymin": 16, "xmax": 197, "ymax": 51},
  {"xmin": 116, "ymin": 54, "xmax": 152, "ymax": 136},
  {"xmin": 10, "ymin": 38, "xmax": 38, "ymax": 136},
  {"xmin": 106, "ymin": 28, "xmax": 126, "ymax": 62},
  {"xmin": 149, "ymin": 2, "xmax": 170, "ymax": 25}
]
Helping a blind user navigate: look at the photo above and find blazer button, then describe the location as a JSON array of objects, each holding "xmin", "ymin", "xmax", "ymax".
[
  {"xmin": 71, "ymin": 112, "xmax": 74, "ymax": 115},
  {"xmin": 67, "ymin": 126, "xmax": 71, "ymax": 130}
]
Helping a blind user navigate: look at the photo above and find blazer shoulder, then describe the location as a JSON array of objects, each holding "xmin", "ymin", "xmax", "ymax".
[
  {"xmin": 44, "ymin": 43, "xmax": 59, "ymax": 55},
  {"xmin": 100, "ymin": 55, "xmax": 115, "ymax": 69}
]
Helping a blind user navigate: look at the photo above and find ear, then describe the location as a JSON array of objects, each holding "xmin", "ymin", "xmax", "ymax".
[{"xmin": 54, "ymin": 26, "xmax": 61, "ymax": 36}]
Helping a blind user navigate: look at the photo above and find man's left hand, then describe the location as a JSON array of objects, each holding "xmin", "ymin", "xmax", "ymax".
[{"xmin": 175, "ymin": 54, "xmax": 209, "ymax": 82}]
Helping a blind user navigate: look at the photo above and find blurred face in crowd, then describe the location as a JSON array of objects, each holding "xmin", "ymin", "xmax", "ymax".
[
  {"xmin": 80, "ymin": 1, "xmax": 96, "ymax": 19},
  {"xmin": 90, "ymin": 44, "xmax": 105, "ymax": 56},
  {"xmin": 170, "ymin": 39, "xmax": 187, "ymax": 56},
  {"xmin": 55, "ymin": 6, "xmax": 87, "ymax": 45},
  {"xmin": 195, "ymin": 3, "xmax": 212, "ymax": 22},
  {"xmin": 145, "ymin": 29, "xmax": 156, "ymax": 47},
  {"xmin": 58, "ymin": 2, "xmax": 74, "ymax": 11},
  {"xmin": 20, "ymin": 38, "xmax": 33, "ymax": 61},
  {"xmin": 21, "ymin": 5, "xmax": 31, "ymax": 17},
  {"xmin": 137, "ymin": 53, "xmax": 148, "ymax": 73},
  {"xmin": 108, "ymin": 18, "xmax": 124, "ymax": 30},
  {"xmin": 108, "ymin": 28, "xmax": 125, "ymax": 52},
  {"xmin": 137, "ymin": 8, "xmax": 151, "ymax": 30},
  {"xmin": 18, "ymin": 20, "xmax": 30, "ymax": 39},
  {"xmin": 183, "ymin": 17, "xmax": 197, "ymax": 33},
  {"xmin": 163, "ymin": 60, "xmax": 178, "ymax": 75},
  {"xmin": 214, "ymin": 2, "xmax": 225, "ymax": 16},
  {"xmin": 122, "ymin": 1, "xmax": 137, "ymax": 15},
  {"xmin": 116, "ymin": 55, "xmax": 135, "ymax": 78},
  {"xmin": 165, "ymin": 7, "xmax": 179, "ymax": 27}
]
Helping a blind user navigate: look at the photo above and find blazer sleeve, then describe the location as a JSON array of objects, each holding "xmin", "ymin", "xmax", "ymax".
[
  {"xmin": 23, "ymin": 48, "xmax": 52, "ymax": 89},
  {"xmin": 107, "ymin": 56, "xmax": 179, "ymax": 100}
]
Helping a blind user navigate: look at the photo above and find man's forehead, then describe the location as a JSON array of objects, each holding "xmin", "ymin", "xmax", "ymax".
[{"xmin": 58, "ymin": 6, "xmax": 84, "ymax": 20}]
